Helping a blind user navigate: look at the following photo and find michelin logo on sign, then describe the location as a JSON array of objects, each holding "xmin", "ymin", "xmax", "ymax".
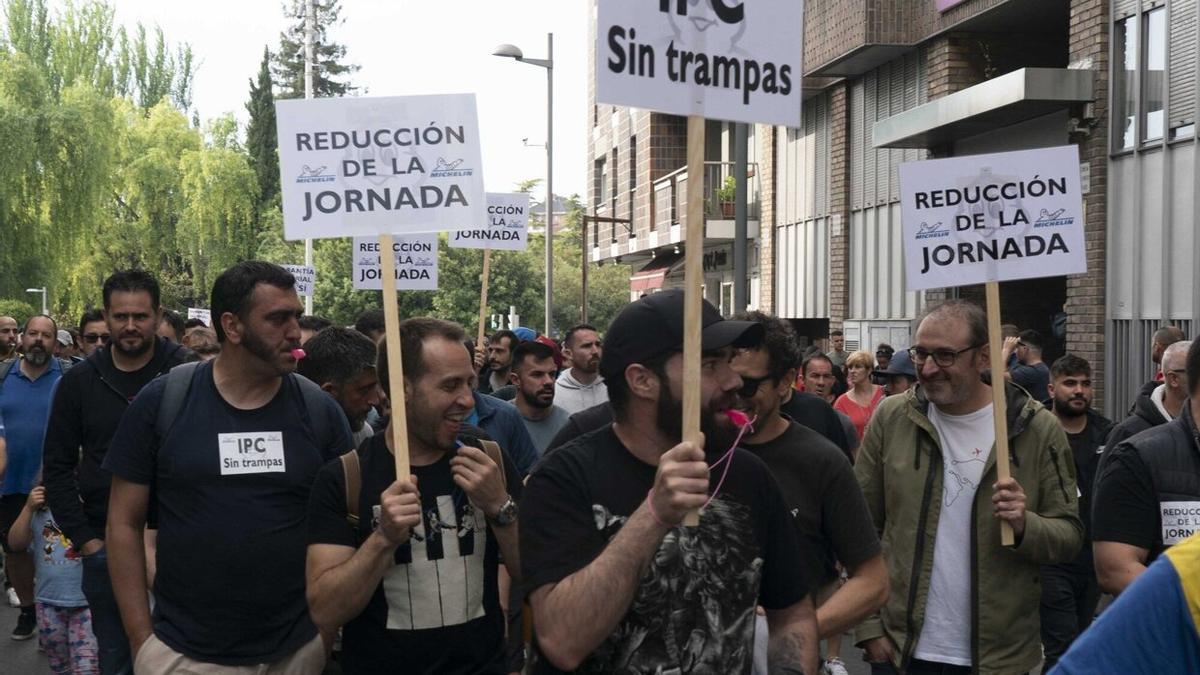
[
  {"xmin": 430, "ymin": 157, "xmax": 473, "ymax": 178},
  {"xmin": 296, "ymin": 165, "xmax": 336, "ymax": 184}
]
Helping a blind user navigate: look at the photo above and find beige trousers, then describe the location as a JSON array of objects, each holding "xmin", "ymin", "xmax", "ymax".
[{"xmin": 133, "ymin": 633, "xmax": 325, "ymax": 675}]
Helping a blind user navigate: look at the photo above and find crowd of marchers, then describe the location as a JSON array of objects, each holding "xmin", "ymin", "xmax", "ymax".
[{"xmin": 0, "ymin": 261, "xmax": 1198, "ymax": 675}]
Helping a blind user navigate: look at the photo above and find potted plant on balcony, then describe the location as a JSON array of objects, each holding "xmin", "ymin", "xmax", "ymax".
[{"xmin": 715, "ymin": 175, "xmax": 736, "ymax": 219}]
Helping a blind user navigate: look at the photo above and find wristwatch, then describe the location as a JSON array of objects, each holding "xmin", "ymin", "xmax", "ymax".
[{"xmin": 489, "ymin": 496, "xmax": 518, "ymax": 526}]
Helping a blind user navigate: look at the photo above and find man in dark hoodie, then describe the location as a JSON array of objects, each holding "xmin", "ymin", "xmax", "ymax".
[
  {"xmin": 1039, "ymin": 354, "xmax": 1113, "ymax": 670},
  {"xmin": 42, "ymin": 269, "xmax": 192, "ymax": 674}
]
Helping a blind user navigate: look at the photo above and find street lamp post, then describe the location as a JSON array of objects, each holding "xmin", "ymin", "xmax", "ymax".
[
  {"xmin": 25, "ymin": 287, "xmax": 47, "ymax": 315},
  {"xmin": 493, "ymin": 34, "xmax": 554, "ymax": 337}
]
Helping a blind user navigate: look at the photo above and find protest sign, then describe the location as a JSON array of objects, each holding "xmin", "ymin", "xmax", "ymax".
[
  {"xmin": 186, "ymin": 308, "xmax": 211, "ymax": 327},
  {"xmin": 283, "ymin": 265, "xmax": 316, "ymax": 297},
  {"xmin": 275, "ymin": 94, "xmax": 486, "ymax": 240},
  {"xmin": 449, "ymin": 192, "xmax": 530, "ymax": 251},
  {"xmin": 899, "ymin": 145, "xmax": 1086, "ymax": 291},
  {"xmin": 352, "ymin": 235, "xmax": 439, "ymax": 291},
  {"xmin": 595, "ymin": 0, "xmax": 803, "ymax": 126},
  {"xmin": 899, "ymin": 144, "xmax": 1087, "ymax": 546}
]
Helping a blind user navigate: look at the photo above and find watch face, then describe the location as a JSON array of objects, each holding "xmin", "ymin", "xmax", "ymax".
[{"xmin": 496, "ymin": 498, "xmax": 518, "ymax": 524}]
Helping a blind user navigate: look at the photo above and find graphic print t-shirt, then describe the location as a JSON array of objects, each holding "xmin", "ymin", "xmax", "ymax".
[
  {"xmin": 103, "ymin": 363, "xmax": 353, "ymax": 665},
  {"xmin": 520, "ymin": 424, "xmax": 811, "ymax": 674},
  {"xmin": 306, "ymin": 430, "xmax": 522, "ymax": 675},
  {"xmin": 914, "ymin": 403, "xmax": 995, "ymax": 666},
  {"xmin": 29, "ymin": 508, "xmax": 85, "ymax": 607}
]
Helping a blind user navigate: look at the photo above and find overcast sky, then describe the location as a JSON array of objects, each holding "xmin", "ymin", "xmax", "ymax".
[{"xmin": 91, "ymin": 0, "xmax": 588, "ymax": 199}]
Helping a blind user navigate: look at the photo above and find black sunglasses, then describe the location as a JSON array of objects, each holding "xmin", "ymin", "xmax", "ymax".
[
  {"xmin": 736, "ymin": 373, "xmax": 777, "ymax": 398},
  {"xmin": 82, "ymin": 333, "xmax": 110, "ymax": 344}
]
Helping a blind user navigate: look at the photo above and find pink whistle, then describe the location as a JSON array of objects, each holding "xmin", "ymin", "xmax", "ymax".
[
  {"xmin": 723, "ymin": 408, "xmax": 752, "ymax": 428},
  {"xmin": 291, "ymin": 348, "xmax": 307, "ymax": 360}
]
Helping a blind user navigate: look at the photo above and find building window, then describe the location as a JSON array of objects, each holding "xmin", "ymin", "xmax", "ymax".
[
  {"xmin": 595, "ymin": 157, "xmax": 608, "ymax": 209},
  {"xmin": 610, "ymin": 147, "xmax": 619, "ymax": 211},
  {"xmin": 628, "ymin": 136, "xmax": 637, "ymax": 225},
  {"xmin": 1142, "ymin": 7, "xmax": 1165, "ymax": 143},
  {"xmin": 1114, "ymin": 15, "xmax": 1138, "ymax": 150}
]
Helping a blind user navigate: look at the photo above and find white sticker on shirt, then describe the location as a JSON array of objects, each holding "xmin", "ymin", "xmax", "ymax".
[
  {"xmin": 1160, "ymin": 501, "xmax": 1200, "ymax": 545},
  {"xmin": 218, "ymin": 432, "xmax": 286, "ymax": 475}
]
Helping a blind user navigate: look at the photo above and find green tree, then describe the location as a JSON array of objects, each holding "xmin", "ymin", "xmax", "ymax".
[
  {"xmin": 245, "ymin": 46, "xmax": 279, "ymax": 209},
  {"xmin": 272, "ymin": 0, "xmax": 359, "ymax": 99}
]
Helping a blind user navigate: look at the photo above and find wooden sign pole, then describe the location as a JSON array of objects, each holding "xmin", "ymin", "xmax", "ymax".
[
  {"xmin": 985, "ymin": 281, "xmax": 1014, "ymax": 546},
  {"xmin": 477, "ymin": 247, "xmax": 493, "ymax": 349},
  {"xmin": 379, "ymin": 234, "xmax": 411, "ymax": 480},
  {"xmin": 682, "ymin": 115, "xmax": 706, "ymax": 527}
]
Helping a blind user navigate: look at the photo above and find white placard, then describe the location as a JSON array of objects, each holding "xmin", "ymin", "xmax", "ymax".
[
  {"xmin": 283, "ymin": 265, "xmax": 316, "ymax": 297},
  {"xmin": 595, "ymin": 0, "xmax": 802, "ymax": 127},
  {"xmin": 186, "ymin": 307, "xmax": 211, "ymax": 327},
  {"xmin": 352, "ymin": 235, "xmax": 439, "ymax": 291},
  {"xmin": 448, "ymin": 192, "xmax": 530, "ymax": 251},
  {"xmin": 275, "ymin": 94, "xmax": 486, "ymax": 240},
  {"xmin": 899, "ymin": 145, "xmax": 1086, "ymax": 291},
  {"xmin": 1161, "ymin": 501, "xmax": 1200, "ymax": 546}
]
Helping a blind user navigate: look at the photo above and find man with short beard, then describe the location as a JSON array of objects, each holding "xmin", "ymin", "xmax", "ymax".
[
  {"xmin": 554, "ymin": 324, "xmax": 607, "ymax": 415},
  {"xmin": 1038, "ymin": 354, "xmax": 1112, "ymax": 671},
  {"xmin": 0, "ymin": 315, "xmax": 17, "ymax": 361},
  {"xmin": 854, "ymin": 300, "xmax": 1081, "ymax": 674},
  {"xmin": 43, "ymin": 269, "xmax": 192, "ymax": 674},
  {"xmin": 0, "ymin": 314, "xmax": 65, "ymax": 640},
  {"xmin": 510, "ymin": 340, "xmax": 570, "ymax": 454},
  {"xmin": 520, "ymin": 290, "xmax": 820, "ymax": 674},
  {"xmin": 104, "ymin": 261, "xmax": 352, "ymax": 674},
  {"xmin": 297, "ymin": 326, "xmax": 382, "ymax": 446}
]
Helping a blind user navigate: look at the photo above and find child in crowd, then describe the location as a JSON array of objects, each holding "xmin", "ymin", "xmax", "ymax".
[{"xmin": 7, "ymin": 486, "xmax": 98, "ymax": 675}]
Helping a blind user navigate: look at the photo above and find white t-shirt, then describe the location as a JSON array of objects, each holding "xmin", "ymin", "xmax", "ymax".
[{"xmin": 913, "ymin": 402, "xmax": 995, "ymax": 666}]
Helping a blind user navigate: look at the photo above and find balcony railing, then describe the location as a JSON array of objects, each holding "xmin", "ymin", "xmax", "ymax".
[{"xmin": 652, "ymin": 161, "xmax": 760, "ymax": 236}]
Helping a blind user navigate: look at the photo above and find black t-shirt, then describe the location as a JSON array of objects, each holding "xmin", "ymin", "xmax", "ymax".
[
  {"xmin": 779, "ymin": 391, "xmax": 852, "ymax": 456},
  {"xmin": 103, "ymin": 362, "xmax": 353, "ymax": 665},
  {"xmin": 306, "ymin": 430, "xmax": 523, "ymax": 675},
  {"xmin": 741, "ymin": 418, "xmax": 879, "ymax": 586},
  {"xmin": 1091, "ymin": 444, "xmax": 1160, "ymax": 557},
  {"xmin": 520, "ymin": 424, "xmax": 811, "ymax": 674}
]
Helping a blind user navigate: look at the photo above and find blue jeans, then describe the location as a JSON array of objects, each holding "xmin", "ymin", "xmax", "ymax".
[{"xmin": 81, "ymin": 548, "xmax": 132, "ymax": 675}]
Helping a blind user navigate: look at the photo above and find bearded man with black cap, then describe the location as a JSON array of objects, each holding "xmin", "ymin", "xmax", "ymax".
[{"xmin": 519, "ymin": 290, "xmax": 819, "ymax": 674}]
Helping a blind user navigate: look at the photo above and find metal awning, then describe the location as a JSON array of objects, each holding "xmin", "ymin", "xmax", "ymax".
[{"xmin": 872, "ymin": 68, "xmax": 1094, "ymax": 149}]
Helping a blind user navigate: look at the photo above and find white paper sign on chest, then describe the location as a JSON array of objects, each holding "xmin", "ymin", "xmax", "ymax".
[
  {"xmin": 596, "ymin": 0, "xmax": 803, "ymax": 126},
  {"xmin": 275, "ymin": 94, "xmax": 486, "ymax": 240},
  {"xmin": 898, "ymin": 145, "xmax": 1087, "ymax": 291},
  {"xmin": 449, "ymin": 192, "xmax": 531, "ymax": 251},
  {"xmin": 352, "ymin": 234, "xmax": 440, "ymax": 291}
]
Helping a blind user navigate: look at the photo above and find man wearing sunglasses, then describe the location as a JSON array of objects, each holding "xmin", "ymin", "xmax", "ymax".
[
  {"xmin": 42, "ymin": 270, "xmax": 193, "ymax": 674},
  {"xmin": 854, "ymin": 299, "xmax": 1081, "ymax": 675},
  {"xmin": 78, "ymin": 308, "xmax": 109, "ymax": 358},
  {"xmin": 732, "ymin": 312, "xmax": 886, "ymax": 675}
]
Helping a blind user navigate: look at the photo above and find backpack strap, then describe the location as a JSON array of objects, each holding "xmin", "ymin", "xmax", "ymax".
[
  {"xmin": 0, "ymin": 360, "xmax": 14, "ymax": 395},
  {"xmin": 340, "ymin": 449, "xmax": 361, "ymax": 526},
  {"xmin": 479, "ymin": 439, "xmax": 506, "ymax": 489},
  {"xmin": 292, "ymin": 373, "xmax": 338, "ymax": 456},
  {"xmin": 155, "ymin": 361, "xmax": 201, "ymax": 440}
]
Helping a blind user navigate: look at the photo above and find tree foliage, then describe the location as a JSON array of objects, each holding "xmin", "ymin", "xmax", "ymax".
[
  {"xmin": 245, "ymin": 46, "xmax": 279, "ymax": 210},
  {"xmin": 272, "ymin": 0, "xmax": 359, "ymax": 99}
]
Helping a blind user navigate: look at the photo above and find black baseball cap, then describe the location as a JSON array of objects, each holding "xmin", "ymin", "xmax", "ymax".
[{"xmin": 599, "ymin": 289, "xmax": 764, "ymax": 382}]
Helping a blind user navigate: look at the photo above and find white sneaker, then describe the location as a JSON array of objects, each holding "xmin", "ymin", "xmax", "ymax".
[
  {"xmin": 5, "ymin": 587, "xmax": 17, "ymax": 608},
  {"xmin": 823, "ymin": 657, "xmax": 850, "ymax": 675}
]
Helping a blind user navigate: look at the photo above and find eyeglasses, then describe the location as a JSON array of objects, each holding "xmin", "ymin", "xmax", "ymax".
[
  {"xmin": 736, "ymin": 373, "xmax": 775, "ymax": 398},
  {"xmin": 908, "ymin": 343, "xmax": 985, "ymax": 368},
  {"xmin": 82, "ymin": 333, "xmax": 110, "ymax": 344}
]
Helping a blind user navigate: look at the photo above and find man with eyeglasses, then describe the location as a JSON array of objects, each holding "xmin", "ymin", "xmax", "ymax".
[
  {"xmin": 78, "ymin": 308, "xmax": 109, "ymax": 358},
  {"xmin": 1107, "ymin": 340, "xmax": 1191, "ymax": 448},
  {"xmin": 0, "ymin": 316, "xmax": 17, "ymax": 362},
  {"xmin": 1093, "ymin": 340, "xmax": 1200, "ymax": 597},
  {"xmin": 732, "ymin": 311, "xmax": 886, "ymax": 675},
  {"xmin": 42, "ymin": 270, "xmax": 192, "ymax": 674},
  {"xmin": 854, "ymin": 299, "xmax": 1081, "ymax": 675}
]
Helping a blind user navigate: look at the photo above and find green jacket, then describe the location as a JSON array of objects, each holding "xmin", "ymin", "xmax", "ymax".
[{"xmin": 854, "ymin": 382, "xmax": 1083, "ymax": 675}]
